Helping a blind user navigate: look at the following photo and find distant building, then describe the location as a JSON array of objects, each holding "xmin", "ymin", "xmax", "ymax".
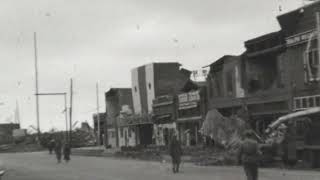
[
  {"xmin": 0, "ymin": 123, "xmax": 20, "ymax": 144},
  {"xmin": 176, "ymin": 80, "xmax": 207, "ymax": 146},
  {"xmin": 105, "ymin": 88, "xmax": 133, "ymax": 147},
  {"xmin": 152, "ymin": 94, "xmax": 176, "ymax": 145},
  {"xmin": 131, "ymin": 62, "xmax": 190, "ymax": 114},
  {"xmin": 93, "ymin": 112, "xmax": 107, "ymax": 145},
  {"xmin": 132, "ymin": 63, "xmax": 191, "ymax": 146},
  {"xmin": 131, "ymin": 62, "xmax": 191, "ymax": 146}
]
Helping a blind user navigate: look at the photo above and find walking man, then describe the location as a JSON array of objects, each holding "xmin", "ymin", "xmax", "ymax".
[
  {"xmin": 238, "ymin": 130, "xmax": 260, "ymax": 180},
  {"xmin": 63, "ymin": 143, "xmax": 71, "ymax": 163},
  {"xmin": 54, "ymin": 140, "xmax": 62, "ymax": 163},
  {"xmin": 48, "ymin": 139, "xmax": 55, "ymax": 154},
  {"xmin": 169, "ymin": 133, "xmax": 182, "ymax": 173}
]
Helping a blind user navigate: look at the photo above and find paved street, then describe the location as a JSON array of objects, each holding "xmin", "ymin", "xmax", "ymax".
[{"xmin": 0, "ymin": 152, "xmax": 319, "ymax": 180}]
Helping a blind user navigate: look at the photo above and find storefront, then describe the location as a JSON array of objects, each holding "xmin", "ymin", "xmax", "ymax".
[
  {"xmin": 152, "ymin": 95, "xmax": 177, "ymax": 146},
  {"xmin": 177, "ymin": 90, "xmax": 203, "ymax": 146}
]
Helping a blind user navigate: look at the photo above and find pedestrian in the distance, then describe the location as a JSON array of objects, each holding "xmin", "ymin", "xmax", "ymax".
[
  {"xmin": 63, "ymin": 143, "xmax": 71, "ymax": 163},
  {"xmin": 54, "ymin": 140, "xmax": 62, "ymax": 163},
  {"xmin": 48, "ymin": 139, "xmax": 55, "ymax": 154},
  {"xmin": 169, "ymin": 133, "xmax": 182, "ymax": 173},
  {"xmin": 238, "ymin": 130, "xmax": 260, "ymax": 180}
]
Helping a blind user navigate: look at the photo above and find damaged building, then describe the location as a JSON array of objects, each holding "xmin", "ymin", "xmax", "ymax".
[
  {"xmin": 139, "ymin": 63, "xmax": 191, "ymax": 146},
  {"xmin": 243, "ymin": 30, "xmax": 289, "ymax": 133},
  {"xmin": 105, "ymin": 88, "xmax": 134, "ymax": 147},
  {"xmin": 206, "ymin": 55, "xmax": 245, "ymax": 116},
  {"xmin": 204, "ymin": 1, "xmax": 320, "ymax": 167},
  {"xmin": 130, "ymin": 63, "xmax": 189, "ymax": 146},
  {"xmin": 177, "ymin": 80, "xmax": 207, "ymax": 146}
]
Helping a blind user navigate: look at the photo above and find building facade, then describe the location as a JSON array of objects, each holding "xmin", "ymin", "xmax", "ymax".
[
  {"xmin": 105, "ymin": 88, "xmax": 134, "ymax": 147},
  {"xmin": 131, "ymin": 62, "xmax": 191, "ymax": 146},
  {"xmin": 131, "ymin": 62, "xmax": 190, "ymax": 114},
  {"xmin": 206, "ymin": 55, "xmax": 246, "ymax": 116},
  {"xmin": 93, "ymin": 112, "xmax": 107, "ymax": 146},
  {"xmin": 176, "ymin": 81, "xmax": 207, "ymax": 146},
  {"xmin": 205, "ymin": 1, "xmax": 320, "ymax": 137},
  {"xmin": 152, "ymin": 95, "xmax": 177, "ymax": 146}
]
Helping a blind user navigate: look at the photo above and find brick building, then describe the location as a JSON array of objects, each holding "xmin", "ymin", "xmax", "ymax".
[
  {"xmin": 206, "ymin": 55, "xmax": 245, "ymax": 115},
  {"xmin": 205, "ymin": 1, "xmax": 320, "ymax": 138},
  {"xmin": 131, "ymin": 62, "xmax": 190, "ymax": 146},
  {"xmin": 176, "ymin": 80, "xmax": 207, "ymax": 146},
  {"xmin": 105, "ymin": 88, "xmax": 134, "ymax": 147}
]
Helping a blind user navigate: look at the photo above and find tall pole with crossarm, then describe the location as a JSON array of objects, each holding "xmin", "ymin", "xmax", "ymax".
[{"xmin": 34, "ymin": 32, "xmax": 41, "ymax": 140}]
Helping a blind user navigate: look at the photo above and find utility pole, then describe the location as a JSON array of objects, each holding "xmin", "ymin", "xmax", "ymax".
[
  {"xmin": 64, "ymin": 93, "xmax": 68, "ymax": 141},
  {"xmin": 69, "ymin": 79, "xmax": 73, "ymax": 146},
  {"xmin": 316, "ymin": 12, "xmax": 320, "ymax": 79},
  {"xmin": 96, "ymin": 82, "xmax": 101, "ymax": 146},
  {"xmin": 33, "ymin": 32, "xmax": 41, "ymax": 140}
]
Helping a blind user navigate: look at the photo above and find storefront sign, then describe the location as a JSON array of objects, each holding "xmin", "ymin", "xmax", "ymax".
[
  {"xmin": 286, "ymin": 30, "xmax": 315, "ymax": 47},
  {"xmin": 178, "ymin": 102, "xmax": 198, "ymax": 110},
  {"xmin": 178, "ymin": 90, "xmax": 200, "ymax": 103},
  {"xmin": 178, "ymin": 94, "xmax": 188, "ymax": 103}
]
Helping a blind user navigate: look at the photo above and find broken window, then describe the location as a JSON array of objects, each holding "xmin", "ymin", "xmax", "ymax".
[
  {"xmin": 247, "ymin": 55, "xmax": 279, "ymax": 93},
  {"xmin": 248, "ymin": 76, "xmax": 261, "ymax": 93}
]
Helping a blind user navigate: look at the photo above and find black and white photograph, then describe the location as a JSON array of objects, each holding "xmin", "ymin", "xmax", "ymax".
[{"xmin": 1, "ymin": 0, "xmax": 320, "ymax": 179}]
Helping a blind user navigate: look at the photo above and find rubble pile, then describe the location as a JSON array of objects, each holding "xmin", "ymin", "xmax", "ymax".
[
  {"xmin": 201, "ymin": 109, "xmax": 246, "ymax": 150},
  {"xmin": 70, "ymin": 129, "xmax": 96, "ymax": 147}
]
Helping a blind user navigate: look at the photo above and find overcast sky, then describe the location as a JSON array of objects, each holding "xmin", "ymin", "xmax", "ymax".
[{"xmin": 0, "ymin": 0, "xmax": 304, "ymax": 132}]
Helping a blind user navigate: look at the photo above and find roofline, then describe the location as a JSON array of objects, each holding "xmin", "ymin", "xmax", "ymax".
[
  {"xmin": 204, "ymin": 55, "xmax": 238, "ymax": 68},
  {"xmin": 277, "ymin": 1, "xmax": 320, "ymax": 19},
  {"xmin": 244, "ymin": 31, "xmax": 282, "ymax": 46},
  {"xmin": 105, "ymin": 88, "xmax": 132, "ymax": 95},
  {"xmin": 131, "ymin": 62, "xmax": 182, "ymax": 70}
]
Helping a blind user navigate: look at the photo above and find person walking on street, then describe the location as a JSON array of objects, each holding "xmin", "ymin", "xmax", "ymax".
[
  {"xmin": 63, "ymin": 143, "xmax": 71, "ymax": 163},
  {"xmin": 238, "ymin": 130, "xmax": 260, "ymax": 180},
  {"xmin": 54, "ymin": 140, "xmax": 62, "ymax": 163},
  {"xmin": 48, "ymin": 139, "xmax": 55, "ymax": 154},
  {"xmin": 169, "ymin": 133, "xmax": 182, "ymax": 173}
]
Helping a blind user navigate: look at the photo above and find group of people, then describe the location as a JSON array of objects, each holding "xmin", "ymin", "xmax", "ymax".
[
  {"xmin": 169, "ymin": 130, "xmax": 260, "ymax": 180},
  {"xmin": 48, "ymin": 139, "xmax": 71, "ymax": 163}
]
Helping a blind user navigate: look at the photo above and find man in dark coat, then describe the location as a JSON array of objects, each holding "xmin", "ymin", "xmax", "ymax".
[
  {"xmin": 54, "ymin": 140, "xmax": 62, "ymax": 163},
  {"xmin": 238, "ymin": 130, "xmax": 260, "ymax": 180},
  {"xmin": 48, "ymin": 139, "xmax": 55, "ymax": 154},
  {"xmin": 169, "ymin": 134, "xmax": 182, "ymax": 173},
  {"xmin": 63, "ymin": 143, "xmax": 71, "ymax": 163}
]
